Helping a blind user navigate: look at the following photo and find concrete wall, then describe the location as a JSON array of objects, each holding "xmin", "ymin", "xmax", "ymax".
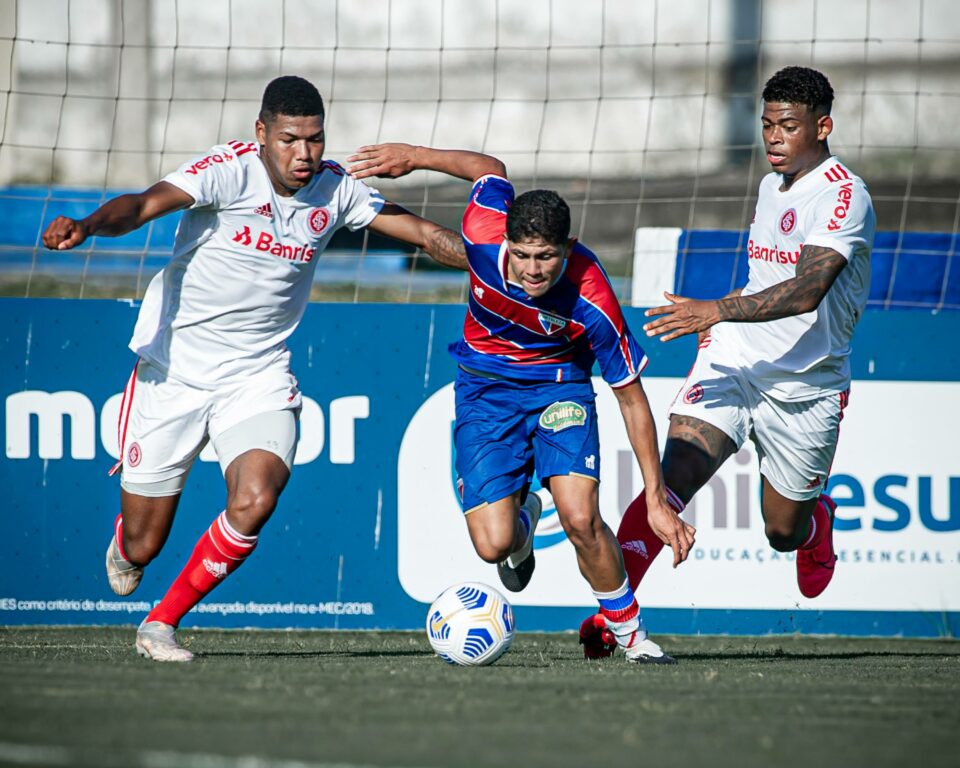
[{"xmin": 1, "ymin": 0, "xmax": 958, "ymax": 188}]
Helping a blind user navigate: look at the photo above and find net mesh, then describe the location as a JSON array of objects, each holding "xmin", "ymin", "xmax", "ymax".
[{"xmin": 1, "ymin": 0, "xmax": 958, "ymax": 306}]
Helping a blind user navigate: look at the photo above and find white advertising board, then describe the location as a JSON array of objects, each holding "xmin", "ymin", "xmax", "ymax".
[{"xmin": 398, "ymin": 379, "xmax": 960, "ymax": 611}]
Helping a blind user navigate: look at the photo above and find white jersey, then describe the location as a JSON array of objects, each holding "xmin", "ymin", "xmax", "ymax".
[
  {"xmin": 711, "ymin": 155, "xmax": 876, "ymax": 401},
  {"xmin": 130, "ymin": 141, "xmax": 384, "ymax": 388}
]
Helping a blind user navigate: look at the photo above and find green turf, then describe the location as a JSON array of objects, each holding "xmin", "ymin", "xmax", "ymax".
[{"xmin": 0, "ymin": 628, "xmax": 957, "ymax": 768}]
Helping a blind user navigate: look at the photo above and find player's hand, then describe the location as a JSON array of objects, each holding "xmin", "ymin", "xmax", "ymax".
[
  {"xmin": 42, "ymin": 216, "xmax": 90, "ymax": 251},
  {"xmin": 647, "ymin": 493, "xmax": 696, "ymax": 567},
  {"xmin": 347, "ymin": 143, "xmax": 418, "ymax": 180},
  {"xmin": 643, "ymin": 292, "xmax": 721, "ymax": 342}
]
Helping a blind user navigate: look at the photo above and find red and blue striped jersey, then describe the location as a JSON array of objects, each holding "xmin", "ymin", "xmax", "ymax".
[{"xmin": 449, "ymin": 174, "xmax": 647, "ymax": 386}]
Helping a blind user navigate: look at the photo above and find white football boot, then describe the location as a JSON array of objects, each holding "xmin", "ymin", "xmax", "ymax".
[
  {"xmin": 135, "ymin": 620, "xmax": 194, "ymax": 662},
  {"xmin": 623, "ymin": 635, "xmax": 677, "ymax": 665},
  {"xmin": 105, "ymin": 534, "xmax": 143, "ymax": 596}
]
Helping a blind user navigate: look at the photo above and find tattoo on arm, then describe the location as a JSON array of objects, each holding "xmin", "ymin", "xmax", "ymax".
[
  {"xmin": 717, "ymin": 245, "xmax": 846, "ymax": 322},
  {"xmin": 425, "ymin": 227, "xmax": 468, "ymax": 270}
]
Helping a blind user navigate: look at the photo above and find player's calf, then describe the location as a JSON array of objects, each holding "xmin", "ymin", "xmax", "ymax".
[
  {"xmin": 496, "ymin": 493, "xmax": 542, "ymax": 592},
  {"xmin": 105, "ymin": 515, "xmax": 143, "ymax": 596}
]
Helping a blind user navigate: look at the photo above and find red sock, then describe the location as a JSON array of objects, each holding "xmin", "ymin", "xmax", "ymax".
[
  {"xmin": 147, "ymin": 511, "xmax": 257, "ymax": 627},
  {"xmin": 113, "ymin": 513, "xmax": 130, "ymax": 562},
  {"xmin": 617, "ymin": 488, "xmax": 685, "ymax": 592},
  {"xmin": 800, "ymin": 497, "xmax": 830, "ymax": 551}
]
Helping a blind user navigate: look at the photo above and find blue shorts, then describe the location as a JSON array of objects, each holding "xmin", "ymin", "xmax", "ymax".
[{"xmin": 453, "ymin": 368, "xmax": 600, "ymax": 512}]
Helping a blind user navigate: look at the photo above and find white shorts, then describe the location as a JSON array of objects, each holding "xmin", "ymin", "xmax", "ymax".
[
  {"xmin": 114, "ymin": 359, "xmax": 301, "ymax": 493},
  {"xmin": 669, "ymin": 338, "xmax": 849, "ymax": 501}
]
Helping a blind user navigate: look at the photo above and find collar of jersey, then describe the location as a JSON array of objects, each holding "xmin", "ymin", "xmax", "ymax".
[{"xmin": 777, "ymin": 154, "xmax": 838, "ymax": 195}]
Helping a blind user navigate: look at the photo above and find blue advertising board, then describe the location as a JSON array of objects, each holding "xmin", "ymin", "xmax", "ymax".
[{"xmin": 1, "ymin": 298, "xmax": 958, "ymax": 637}]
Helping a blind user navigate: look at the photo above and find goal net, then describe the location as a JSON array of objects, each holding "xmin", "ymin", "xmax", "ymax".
[{"xmin": 2, "ymin": 0, "xmax": 958, "ymax": 306}]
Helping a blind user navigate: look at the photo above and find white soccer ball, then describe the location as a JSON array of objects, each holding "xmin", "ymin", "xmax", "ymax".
[{"xmin": 425, "ymin": 582, "xmax": 515, "ymax": 666}]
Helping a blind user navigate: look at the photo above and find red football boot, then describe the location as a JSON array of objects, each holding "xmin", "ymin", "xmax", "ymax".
[
  {"xmin": 797, "ymin": 495, "xmax": 838, "ymax": 598},
  {"xmin": 579, "ymin": 613, "xmax": 617, "ymax": 659}
]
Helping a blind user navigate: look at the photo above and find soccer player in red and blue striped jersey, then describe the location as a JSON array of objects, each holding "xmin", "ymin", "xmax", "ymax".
[{"xmin": 349, "ymin": 143, "xmax": 695, "ymax": 663}]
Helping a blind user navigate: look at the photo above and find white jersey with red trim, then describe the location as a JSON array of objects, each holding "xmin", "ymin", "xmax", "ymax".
[
  {"xmin": 130, "ymin": 142, "xmax": 384, "ymax": 388},
  {"xmin": 710, "ymin": 156, "xmax": 876, "ymax": 401}
]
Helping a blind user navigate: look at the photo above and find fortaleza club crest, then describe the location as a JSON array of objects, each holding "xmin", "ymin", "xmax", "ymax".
[
  {"xmin": 538, "ymin": 401, "xmax": 587, "ymax": 432},
  {"xmin": 538, "ymin": 311, "xmax": 567, "ymax": 335}
]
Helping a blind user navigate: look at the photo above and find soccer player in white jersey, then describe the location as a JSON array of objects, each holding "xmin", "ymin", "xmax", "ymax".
[
  {"xmin": 579, "ymin": 66, "xmax": 877, "ymax": 658},
  {"xmin": 41, "ymin": 76, "xmax": 467, "ymax": 662}
]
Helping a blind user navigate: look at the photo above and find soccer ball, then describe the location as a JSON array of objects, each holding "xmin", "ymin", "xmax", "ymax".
[{"xmin": 425, "ymin": 582, "xmax": 515, "ymax": 666}]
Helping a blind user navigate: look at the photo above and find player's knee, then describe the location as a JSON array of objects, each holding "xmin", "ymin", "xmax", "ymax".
[
  {"xmin": 764, "ymin": 520, "xmax": 804, "ymax": 552},
  {"xmin": 121, "ymin": 529, "xmax": 164, "ymax": 566},
  {"xmin": 227, "ymin": 486, "xmax": 280, "ymax": 533},
  {"xmin": 560, "ymin": 507, "xmax": 603, "ymax": 550},
  {"xmin": 471, "ymin": 530, "xmax": 514, "ymax": 563},
  {"xmin": 662, "ymin": 445, "xmax": 712, "ymax": 503}
]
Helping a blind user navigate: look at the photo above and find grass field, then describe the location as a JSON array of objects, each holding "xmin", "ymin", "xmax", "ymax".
[{"xmin": 1, "ymin": 627, "xmax": 957, "ymax": 768}]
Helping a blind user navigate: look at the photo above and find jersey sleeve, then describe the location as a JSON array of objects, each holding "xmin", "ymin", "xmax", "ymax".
[
  {"xmin": 804, "ymin": 178, "xmax": 875, "ymax": 260},
  {"xmin": 569, "ymin": 252, "xmax": 648, "ymax": 387},
  {"xmin": 462, "ymin": 174, "xmax": 514, "ymax": 246},
  {"xmin": 162, "ymin": 143, "xmax": 247, "ymax": 210},
  {"xmin": 328, "ymin": 161, "xmax": 386, "ymax": 231}
]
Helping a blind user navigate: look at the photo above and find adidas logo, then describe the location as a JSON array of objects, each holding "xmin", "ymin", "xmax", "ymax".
[
  {"xmin": 621, "ymin": 540, "xmax": 649, "ymax": 559},
  {"xmin": 254, "ymin": 202, "xmax": 274, "ymax": 219},
  {"xmin": 202, "ymin": 558, "xmax": 229, "ymax": 579}
]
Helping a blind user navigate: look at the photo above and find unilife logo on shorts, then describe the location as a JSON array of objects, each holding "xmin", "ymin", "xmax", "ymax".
[{"xmin": 538, "ymin": 401, "xmax": 587, "ymax": 432}]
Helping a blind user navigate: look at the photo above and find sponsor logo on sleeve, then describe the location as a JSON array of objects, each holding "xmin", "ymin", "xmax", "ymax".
[
  {"xmin": 827, "ymin": 182, "xmax": 853, "ymax": 232},
  {"xmin": 183, "ymin": 151, "xmax": 235, "ymax": 175}
]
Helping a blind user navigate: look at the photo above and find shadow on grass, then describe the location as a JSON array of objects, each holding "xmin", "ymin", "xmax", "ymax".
[
  {"xmin": 677, "ymin": 649, "xmax": 960, "ymax": 661},
  {"xmin": 196, "ymin": 649, "xmax": 434, "ymax": 659}
]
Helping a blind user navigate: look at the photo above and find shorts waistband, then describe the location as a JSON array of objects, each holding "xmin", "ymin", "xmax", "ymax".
[{"xmin": 458, "ymin": 364, "xmax": 543, "ymax": 385}]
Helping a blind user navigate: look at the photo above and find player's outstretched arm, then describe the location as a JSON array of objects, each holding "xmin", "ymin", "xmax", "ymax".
[
  {"xmin": 347, "ymin": 143, "xmax": 506, "ymax": 183},
  {"xmin": 613, "ymin": 380, "xmax": 696, "ymax": 567},
  {"xmin": 42, "ymin": 181, "xmax": 194, "ymax": 251},
  {"xmin": 643, "ymin": 245, "xmax": 846, "ymax": 342},
  {"xmin": 366, "ymin": 203, "xmax": 468, "ymax": 271}
]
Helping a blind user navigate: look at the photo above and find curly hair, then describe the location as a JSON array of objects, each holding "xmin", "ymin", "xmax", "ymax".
[
  {"xmin": 762, "ymin": 66, "xmax": 834, "ymax": 115},
  {"xmin": 506, "ymin": 189, "xmax": 571, "ymax": 245},
  {"xmin": 259, "ymin": 76, "xmax": 325, "ymax": 124}
]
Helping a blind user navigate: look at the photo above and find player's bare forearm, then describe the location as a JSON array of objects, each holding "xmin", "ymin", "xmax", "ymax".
[
  {"xmin": 425, "ymin": 225, "xmax": 468, "ymax": 271},
  {"xmin": 349, "ymin": 143, "xmax": 505, "ymax": 183},
  {"xmin": 643, "ymin": 246, "xmax": 845, "ymax": 341},
  {"xmin": 43, "ymin": 181, "xmax": 192, "ymax": 250},
  {"xmin": 42, "ymin": 196, "xmax": 142, "ymax": 250},
  {"xmin": 613, "ymin": 381, "xmax": 664, "ymax": 498},
  {"xmin": 368, "ymin": 205, "xmax": 468, "ymax": 271},
  {"xmin": 717, "ymin": 245, "xmax": 846, "ymax": 322},
  {"xmin": 614, "ymin": 380, "xmax": 696, "ymax": 565}
]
